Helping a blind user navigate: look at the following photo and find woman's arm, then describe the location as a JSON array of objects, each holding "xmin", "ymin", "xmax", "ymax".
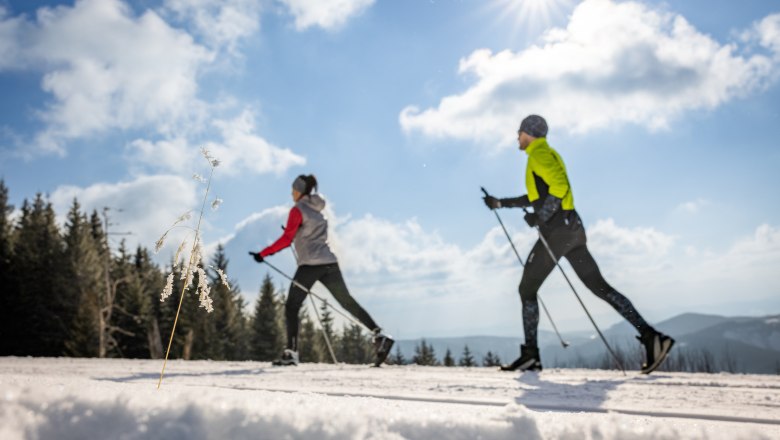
[{"xmin": 259, "ymin": 207, "xmax": 303, "ymax": 257}]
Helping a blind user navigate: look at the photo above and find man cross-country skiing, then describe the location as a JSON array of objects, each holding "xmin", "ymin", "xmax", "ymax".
[
  {"xmin": 483, "ymin": 115, "xmax": 674, "ymax": 374},
  {"xmin": 250, "ymin": 174, "xmax": 394, "ymax": 367}
]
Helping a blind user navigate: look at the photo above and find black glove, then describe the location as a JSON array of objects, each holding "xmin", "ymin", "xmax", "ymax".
[
  {"xmin": 249, "ymin": 251, "xmax": 264, "ymax": 263},
  {"xmin": 524, "ymin": 212, "xmax": 539, "ymax": 227},
  {"xmin": 483, "ymin": 195, "xmax": 501, "ymax": 210}
]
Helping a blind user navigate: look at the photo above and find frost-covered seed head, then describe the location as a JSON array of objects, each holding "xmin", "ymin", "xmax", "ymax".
[{"xmin": 160, "ymin": 273, "xmax": 175, "ymax": 302}]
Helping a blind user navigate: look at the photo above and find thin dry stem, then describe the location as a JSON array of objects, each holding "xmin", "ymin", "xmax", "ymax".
[{"xmin": 157, "ymin": 155, "xmax": 217, "ymax": 390}]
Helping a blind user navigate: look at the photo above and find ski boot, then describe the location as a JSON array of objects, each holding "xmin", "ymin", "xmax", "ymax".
[
  {"xmin": 372, "ymin": 329, "xmax": 395, "ymax": 367},
  {"xmin": 637, "ymin": 331, "xmax": 675, "ymax": 374},
  {"xmin": 500, "ymin": 344, "xmax": 542, "ymax": 372},
  {"xmin": 272, "ymin": 349, "xmax": 299, "ymax": 366}
]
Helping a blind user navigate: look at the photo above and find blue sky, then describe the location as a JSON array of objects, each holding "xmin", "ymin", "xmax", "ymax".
[{"xmin": 1, "ymin": 0, "xmax": 779, "ymax": 339}]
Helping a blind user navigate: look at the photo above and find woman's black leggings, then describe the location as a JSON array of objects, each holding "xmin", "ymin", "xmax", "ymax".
[
  {"xmin": 519, "ymin": 214, "xmax": 652, "ymax": 347},
  {"xmin": 285, "ymin": 263, "xmax": 378, "ymax": 350}
]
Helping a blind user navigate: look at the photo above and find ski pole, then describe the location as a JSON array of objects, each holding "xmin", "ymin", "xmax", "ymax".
[
  {"xmin": 257, "ymin": 257, "xmax": 371, "ymax": 332},
  {"xmin": 525, "ymin": 210, "xmax": 626, "ymax": 375},
  {"xmin": 283, "ymin": 236, "xmax": 339, "ymax": 364},
  {"xmin": 481, "ymin": 187, "xmax": 569, "ymax": 349}
]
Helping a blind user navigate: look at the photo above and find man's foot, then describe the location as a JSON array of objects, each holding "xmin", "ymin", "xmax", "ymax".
[
  {"xmin": 372, "ymin": 329, "xmax": 394, "ymax": 367},
  {"xmin": 272, "ymin": 349, "xmax": 299, "ymax": 366},
  {"xmin": 637, "ymin": 331, "xmax": 675, "ymax": 374},
  {"xmin": 500, "ymin": 344, "xmax": 542, "ymax": 372}
]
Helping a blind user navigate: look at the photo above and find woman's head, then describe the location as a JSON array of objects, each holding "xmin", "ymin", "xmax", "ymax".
[{"xmin": 291, "ymin": 174, "xmax": 318, "ymax": 201}]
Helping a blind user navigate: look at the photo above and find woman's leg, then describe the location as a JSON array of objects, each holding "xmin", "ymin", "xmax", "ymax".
[
  {"xmin": 285, "ymin": 265, "xmax": 324, "ymax": 350},
  {"xmin": 319, "ymin": 263, "xmax": 379, "ymax": 331}
]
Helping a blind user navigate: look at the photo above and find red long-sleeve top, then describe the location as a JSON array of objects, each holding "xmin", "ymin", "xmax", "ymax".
[{"xmin": 259, "ymin": 206, "xmax": 302, "ymax": 257}]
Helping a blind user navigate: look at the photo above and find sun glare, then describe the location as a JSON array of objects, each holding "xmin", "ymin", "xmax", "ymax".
[{"xmin": 488, "ymin": 0, "xmax": 576, "ymax": 41}]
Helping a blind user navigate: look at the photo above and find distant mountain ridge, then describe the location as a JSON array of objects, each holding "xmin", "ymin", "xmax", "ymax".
[{"xmin": 394, "ymin": 312, "xmax": 780, "ymax": 374}]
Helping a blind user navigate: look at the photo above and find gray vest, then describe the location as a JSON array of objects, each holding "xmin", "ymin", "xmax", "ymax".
[{"xmin": 293, "ymin": 194, "xmax": 338, "ymax": 266}]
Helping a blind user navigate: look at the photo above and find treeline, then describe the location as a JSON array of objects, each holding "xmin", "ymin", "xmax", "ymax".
[
  {"xmin": 387, "ymin": 340, "xmax": 503, "ymax": 367},
  {"xmin": 0, "ymin": 180, "xmax": 377, "ymax": 362}
]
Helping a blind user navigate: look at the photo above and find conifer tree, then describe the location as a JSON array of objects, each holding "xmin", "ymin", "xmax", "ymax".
[
  {"xmin": 443, "ymin": 348, "xmax": 455, "ymax": 367},
  {"xmin": 111, "ymin": 242, "xmax": 154, "ymax": 358},
  {"xmin": 459, "ymin": 345, "xmax": 476, "ymax": 367},
  {"xmin": 315, "ymin": 300, "xmax": 339, "ymax": 363},
  {"xmin": 388, "ymin": 345, "xmax": 406, "ymax": 365},
  {"xmin": 187, "ymin": 266, "xmax": 218, "ymax": 360},
  {"xmin": 209, "ymin": 245, "xmax": 248, "ymax": 360},
  {"xmin": 413, "ymin": 339, "xmax": 438, "ymax": 366},
  {"xmin": 251, "ymin": 273, "xmax": 283, "ymax": 361},
  {"xmin": 133, "ymin": 246, "xmax": 165, "ymax": 359},
  {"xmin": 297, "ymin": 309, "xmax": 322, "ymax": 363},
  {"xmin": 0, "ymin": 180, "xmax": 18, "ymax": 355},
  {"xmin": 63, "ymin": 201, "xmax": 103, "ymax": 357},
  {"xmin": 12, "ymin": 194, "xmax": 68, "ymax": 356},
  {"xmin": 338, "ymin": 323, "xmax": 372, "ymax": 364},
  {"xmin": 482, "ymin": 351, "xmax": 501, "ymax": 367},
  {"xmin": 161, "ymin": 261, "xmax": 207, "ymax": 360}
]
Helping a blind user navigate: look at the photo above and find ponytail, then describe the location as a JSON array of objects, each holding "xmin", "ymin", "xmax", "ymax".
[
  {"xmin": 293, "ymin": 174, "xmax": 318, "ymax": 197},
  {"xmin": 302, "ymin": 174, "xmax": 318, "ymax": 196}
]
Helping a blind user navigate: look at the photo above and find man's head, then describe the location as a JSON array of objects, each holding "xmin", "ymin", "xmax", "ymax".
[{"xmin": 517, "ymin": 114, "xmax": 548, "ymax": 150}]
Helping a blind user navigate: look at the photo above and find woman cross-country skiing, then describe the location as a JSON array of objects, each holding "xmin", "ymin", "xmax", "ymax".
[
  {"xmin": 250, "ymin": 174, "xmax": 394, "ymax": 366},
  {"xmin": 483, "ymin": 115, "xmax": 674, "ymax": 374}
]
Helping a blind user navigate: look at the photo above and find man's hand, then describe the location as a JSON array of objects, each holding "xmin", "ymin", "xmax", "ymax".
[
  {"xmin": 483, "ymin": 195, "xmax": 501, "ymax": 210},
  {"xmin": 524, "ymin": 212, "xmax": 539, "ymax": 227},
  {"xmin": 249, "ymin": 251, "xmax": 264, "ymax": 263}
]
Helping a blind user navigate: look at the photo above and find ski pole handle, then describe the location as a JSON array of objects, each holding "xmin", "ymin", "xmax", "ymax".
[{"xmin": 480, "ymin": 187, "xmax": 490, "ymax": 197}]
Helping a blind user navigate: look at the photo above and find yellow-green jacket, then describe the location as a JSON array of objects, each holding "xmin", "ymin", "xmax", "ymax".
[{"xmin": 524, "ymin": 137, "xmax": 575, "ymax": 211}]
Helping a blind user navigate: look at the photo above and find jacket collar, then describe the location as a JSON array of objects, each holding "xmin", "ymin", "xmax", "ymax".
[{"xmin": 524, "ymin": 137, "xmax": 548, "ymax": 155}]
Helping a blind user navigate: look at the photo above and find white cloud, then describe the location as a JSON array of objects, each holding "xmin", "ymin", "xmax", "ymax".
[
  {"xmin": 50, "ymin": 175, "xmax": 199, "ymax": 258},
  {"xmin": 0, "ymin": 0, "xmax": 214, "ymax": 155},
  {"xmin": 162, "ymin": 0, "xmax": 262, "ymax": 52},
  {"xmin": 755, "ymin": 13, "xmax": 780, "ymax": 58},
  {"xmin": 206, "ymin": 109, "xmax": 307, "ymax": 176},
  {"xmin": 0, "ymin": 6, "xmax": 24, "ymax": 70},
  {"xmin": 675, "ymin": 198, "xmax": 710, "ymax": 214},
  {"xmin": 588, "ymin": 218, "xmax": 674, "ymax": 260},
  {"xmin": 125, "ymin": 138, "xmax": 195, "ymax": 174},
  {"xmin": 277, "ymin": 0, "xmax": 374, "ymax": 31},
  {"xmin": 400, "ymin": 0, "xmax": 779, "ymax": 148},
  {"xmin": 126, "ymin": 109, "xmax": 306, "ymax": 176}
]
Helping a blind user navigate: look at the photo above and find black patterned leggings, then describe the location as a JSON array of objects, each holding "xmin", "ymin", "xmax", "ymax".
[
  {"xmin": 285, "ymin": 263, "xmax": 378, "ymax": 350},
  {"xmin": 519, "ymin": 213, "xmax": 652, "ymax": 347}
]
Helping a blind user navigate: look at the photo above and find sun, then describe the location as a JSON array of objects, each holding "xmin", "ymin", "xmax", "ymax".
[{"xmin": 487, "ymin": 0, "xmax": 576, "ymax": 41}]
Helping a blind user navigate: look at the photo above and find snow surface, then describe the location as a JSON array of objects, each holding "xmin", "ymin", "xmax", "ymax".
[{"xmin": 1, "ymin": 358, "xmax": 779, "ymax": 439}]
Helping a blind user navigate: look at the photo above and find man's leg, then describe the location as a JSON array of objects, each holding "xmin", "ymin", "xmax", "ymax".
[
  {"xmin": 564, "ymin": 245, "xmax": 652, "ymax": 335},
  {"xmin": 518, "ymin": 239, "xmax": 557, "ymax": 347},
  {"xmin": 564, "ymin": 244, "xmax": 674, "ymax": 373}
]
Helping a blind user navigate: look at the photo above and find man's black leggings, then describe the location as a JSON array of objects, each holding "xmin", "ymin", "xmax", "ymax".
[
  {"xmin": 285, "ymin": 263, "xmax": 378, "ymax": 350},
  {"xmin": 519, "ymin": 212, "xmax": 652, "ymax": 347}
]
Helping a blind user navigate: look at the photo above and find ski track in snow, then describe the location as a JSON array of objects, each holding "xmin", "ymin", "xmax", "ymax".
[{"xmin": 1, "ymin": 358, "xmax": 779, "ymax": 439}]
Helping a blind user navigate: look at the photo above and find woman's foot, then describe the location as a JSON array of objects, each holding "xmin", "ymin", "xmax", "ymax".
[{"xmin": 272, "ymin": 349, "xmax": 299, "ymax": 366}]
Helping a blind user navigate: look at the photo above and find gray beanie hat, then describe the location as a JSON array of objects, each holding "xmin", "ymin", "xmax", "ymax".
[
  {"xmin": 292, "ymin": 176, "xmax": 307, "ymax": 193},
  {"xmin": 519, "ymin": 114, "xmax": 548, "ymax": 138}
]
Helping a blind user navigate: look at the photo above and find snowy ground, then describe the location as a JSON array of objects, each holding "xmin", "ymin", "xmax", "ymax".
[{"xmin": 1, "ymin": 358, "xmax": 779, "ymax": 439}]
